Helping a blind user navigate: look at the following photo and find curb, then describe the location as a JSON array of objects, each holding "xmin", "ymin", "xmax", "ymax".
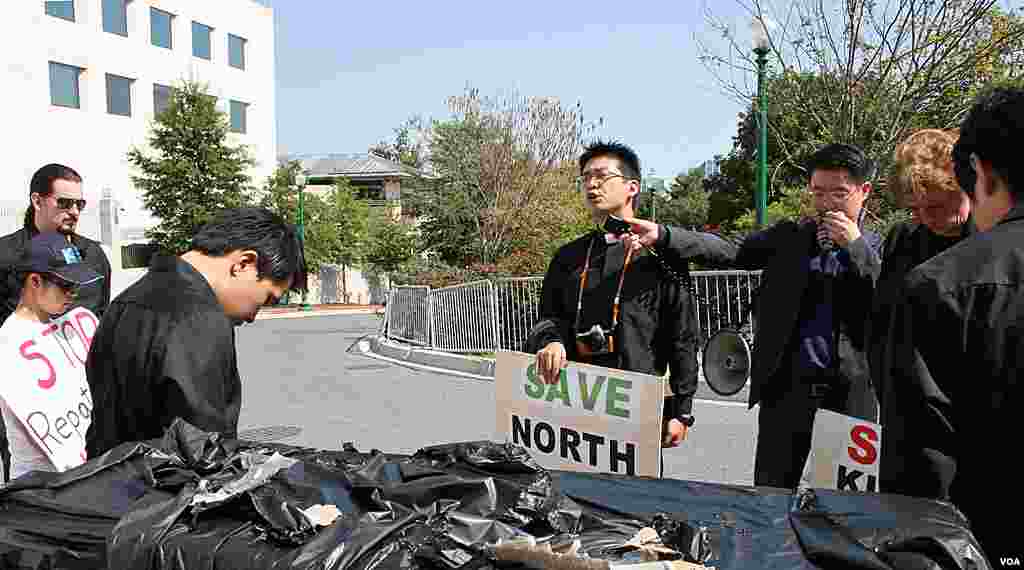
[
  {"xmin": 256, "ymin": 308, "xmax": 383, "ymax": 321},
  {"xmin": 351, "ymin": 335, "xmax": 495, "ymax": 381}
]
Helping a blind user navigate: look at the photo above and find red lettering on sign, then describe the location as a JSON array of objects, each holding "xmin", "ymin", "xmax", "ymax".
[
  {"xmin": 848, "ymin": 425, "xmax": 878, "ymax": 465},
  {"xmin": 42, "ymin": 323, "xmax": 76, "ymax": 368},
  {"xmin": 20, "ymin": 340, "xmax": 56, "ymax": 389},
  {"xmin": 61, "ymin": 321, "xmax": 88, "ymax": 365},
  {"xmin": 74, "ymin": 311, "xmax": 97, "ymax": 348}
]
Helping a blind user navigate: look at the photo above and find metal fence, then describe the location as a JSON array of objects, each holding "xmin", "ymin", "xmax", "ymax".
[
  {"xmin": 384, "ymin": 285, "xmax": 431, "ymax": 346},
  {"xmin": 381, "ymin": 270, "xmax": 762, "ymax": 353},
  {"xmin": 431, "ymin": 281, "xmax": 499, "ymax": 352}
]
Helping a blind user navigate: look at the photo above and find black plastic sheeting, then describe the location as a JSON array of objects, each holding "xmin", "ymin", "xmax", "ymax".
[{"xmin": 0, "ymin": 419, "xmax": 991, "ymax": 570}]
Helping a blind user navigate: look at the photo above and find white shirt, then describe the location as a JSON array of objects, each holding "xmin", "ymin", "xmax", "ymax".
[{"xmin": 0, "ymin": 313, "xmax": 82, "ymax": 482}]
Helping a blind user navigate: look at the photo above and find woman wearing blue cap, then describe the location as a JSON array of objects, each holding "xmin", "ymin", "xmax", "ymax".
[{"xmin": 0, "ymin": 231, "xmax": 101, "ymax": 482}]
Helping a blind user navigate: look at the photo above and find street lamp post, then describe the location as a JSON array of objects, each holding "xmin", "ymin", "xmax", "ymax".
[
  {"xmin": 647, "ymin": 168, "xmax": 656, "ymax": 223},
  {"xmin": 294, "ymin": 170, "xmax": 312, "ymax": 312},
  {"xmin": 752, "ymin": 18, "xmax": 771, "ymax": 229}
]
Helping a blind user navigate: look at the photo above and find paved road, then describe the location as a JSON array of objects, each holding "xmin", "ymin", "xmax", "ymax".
[{"xmin": 237, "ymin": 313, "xmax": 759, "ymax": 486}]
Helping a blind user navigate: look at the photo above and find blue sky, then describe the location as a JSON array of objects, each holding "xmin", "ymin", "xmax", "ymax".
[{"xmin": 263, "ymin": 0, "xmax": 753, "ymax": 179}]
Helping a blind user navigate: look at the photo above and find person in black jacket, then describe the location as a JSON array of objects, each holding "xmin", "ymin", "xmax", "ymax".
[
  {"xmin": 654, "ymin": 143, "xmax": 882, "ymax": 489},
  {"xmin": 0, "ymin": 164, "xmax": 111, "ymax": 324},
  {"xmin": 85, "ymin": 207, "xmax": 307, "ymax": 457},
  {"xmin": 883, "ymin": 86, "xmax": 1024, "ymax": 562},
  {"xmin": 866, "ymin": 129, "xmax": 974, "ymax": 494},
  {"xmin": 529, "ymin": 140, "xmax": 736, "ymax": 449}
]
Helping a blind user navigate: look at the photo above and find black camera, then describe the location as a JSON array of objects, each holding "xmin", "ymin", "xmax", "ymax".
[
  {"xmin": 575, "ymin": 323, "xmax": 616, "ymax": 357},
  {"xmin": 602, "ymin": 215, "xmax": 631, "ymax": 237}
]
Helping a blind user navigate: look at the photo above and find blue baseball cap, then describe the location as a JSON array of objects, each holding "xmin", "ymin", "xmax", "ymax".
[{"xmin": 17, "ymin": 232, "xmax": 102, "ymax": 286}]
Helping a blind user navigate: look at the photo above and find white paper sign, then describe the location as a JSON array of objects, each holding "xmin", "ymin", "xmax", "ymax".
[
  {"xmin": 801, "ymin": 409, "xmax": 882, "ymax": 492},
  {"xmin": 0, "ymin": 307, "xmax": 98, "ymax": 471},
  {"xmin": 494, "ymin": 351, "xmax": 664, "ymax": 477}
]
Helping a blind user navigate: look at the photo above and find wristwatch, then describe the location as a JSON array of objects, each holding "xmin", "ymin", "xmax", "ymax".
[{"xmin": 678, "ymin": 414, "xmax": 695, "ymax": 427}]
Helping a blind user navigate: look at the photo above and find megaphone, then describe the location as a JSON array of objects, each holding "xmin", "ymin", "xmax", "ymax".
[{"xmin": 702, "ymin": 328, "xmax": 752, "ymax": 396}]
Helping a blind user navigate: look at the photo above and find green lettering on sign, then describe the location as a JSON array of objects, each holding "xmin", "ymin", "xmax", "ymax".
[
  {"xmin": 578, "ymin": 372, "xmax": 605, "ymax": 411},
  {"xmin": 606, "ymin": 377, "xmax": 632, "ymax": 418},
  {"xmin": 545, "ymin": 370, "xmax": 572, "ymax": 407},
  {"xmin": 524, "ymin": 362, "xmax": 545, "ymax": 399}
]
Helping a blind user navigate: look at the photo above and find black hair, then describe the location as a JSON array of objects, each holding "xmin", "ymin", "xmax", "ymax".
[
  {"xmin": 26, "ymin": 163, "xmax": 82, "ymax": 232},
  {"xmin": 806, "ymin": 143, "xmax": 876, "ymax": 184},
  {"xmin": 190, "ymin": 207, "xmax": 308, "ymax": 292},
  {"xmin": 579, "ymin": 140, "xmax": 642, "ymax": 181},
  {"xmin": 952, "ymin": 86, "xmax": 1024, "ymax": 199}
]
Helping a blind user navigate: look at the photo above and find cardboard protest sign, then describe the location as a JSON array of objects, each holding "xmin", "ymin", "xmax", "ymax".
[
  {"xmin": 800, "ymin": 409, "xmax": 882, "ymax": 492},
  {"xmin": 0, "ymin": 307, "xmax": 98, "ymax": 471},
  {"xmin": 494, "ymin": 351, "xmax": 664, "ymax": 477}
]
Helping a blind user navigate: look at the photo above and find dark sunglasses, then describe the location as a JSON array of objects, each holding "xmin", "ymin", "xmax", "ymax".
[{"xmin": 55, "ymin": 197, "xmax": 87, "ymax": 211}]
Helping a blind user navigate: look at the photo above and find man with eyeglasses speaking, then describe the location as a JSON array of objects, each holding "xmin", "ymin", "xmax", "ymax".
[
  {"xmin": 527, "ymin": 140, "xmax": 736, "ymax": 451},
  {"xmin": 651, "ymin": 143, "xmax": 882, "ymax": 489},
  {"xmin": 0, "ymin": 164, "xmax": 112, "ymax": 325}
]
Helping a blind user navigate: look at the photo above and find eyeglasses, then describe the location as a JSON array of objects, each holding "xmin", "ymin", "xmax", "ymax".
[
  {"xmin": 55, "ymin": 197, "xmax": 87, "ymax": 211},
  {"xmin": 575, "ymin": 171, "xmax": 632, "ymax": 191},
  {"xmin": 810, "ymin": 188, "xmax": 855, "ymax": 201}
]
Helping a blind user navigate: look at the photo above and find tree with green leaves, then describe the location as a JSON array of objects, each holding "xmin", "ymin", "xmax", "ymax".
[
  {"xmin": 637, "ymin": 167, "xmax": 712, "ymax": 230},
  {"xmin": 368, "ymin": 116, "xmax": 429, "ymax": 170},
  {"xmin": 698, "ymin": 0, "xmax": 1024, "ymax": 229},
  {"xmin": 406, "ymin": 86, "xmax": 602, "ymax": 268},
  {"xmin": 364, "ymin": 213, "xmax": 418, "ymax": 286},
  {"xmin": 259, "ymin": 161, "xmax": 343, "ymax": 274},
  {"xmin": 327, "ymin": 182, "xmax": 370, "ymax": 302},
  {"xmin": 128, "ymin": 80, "xmax": 254, "ymax": 253}
]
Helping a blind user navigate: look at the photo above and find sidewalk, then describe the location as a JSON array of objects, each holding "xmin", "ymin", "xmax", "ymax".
[{"xmin": 256, "ymin": 303, "xmax": 384, "ymax": 320}]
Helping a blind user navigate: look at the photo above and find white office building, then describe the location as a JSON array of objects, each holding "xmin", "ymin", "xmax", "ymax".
[{"xmin": 0, "ymin": 0, "xmax": 276, "ymax": 263}]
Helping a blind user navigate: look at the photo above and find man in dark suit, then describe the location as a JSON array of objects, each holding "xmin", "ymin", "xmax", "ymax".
[{"xmin": 659, "ymin": 143, "xmax": 882, "ymax": 489}]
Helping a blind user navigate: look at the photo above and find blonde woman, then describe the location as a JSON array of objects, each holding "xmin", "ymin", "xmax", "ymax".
[{"xmin": 868, "ymin": 128, "xmax": 972, "ymax": 493}]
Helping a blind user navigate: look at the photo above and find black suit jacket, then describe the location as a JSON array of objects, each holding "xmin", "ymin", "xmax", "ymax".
[{"xmin": 666, "ymin": 220, "xmax": 881, "ymax": 415}]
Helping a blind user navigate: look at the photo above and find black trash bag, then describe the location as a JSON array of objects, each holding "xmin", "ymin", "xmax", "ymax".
[
  {"xmin": 791, "ymin": 488, "xmax": 991, "ymax": 570},
  {"xmin": 0, "ymin": 421, "xmax": 994, "ymax": 570},
  {"xmin": 0, "ymin": 436, "xmax": 187, "ymax": 570},
  {"xmin": 407, "ymin": 441, "xmax": 581, "ymax": 535},
  {"xmin": 108, "ymin": 419, "xmax": 368, "ymax": 568}
]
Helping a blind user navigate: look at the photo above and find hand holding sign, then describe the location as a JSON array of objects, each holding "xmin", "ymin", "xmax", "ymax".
[
  {"xmin": 662, "ymin": 419, "xmax": 687, "ymax": 448},
  {"xmin": 497, "ymin": 351, "xmax": 665, "ymax": 477},
  {"xmin": 536, "ymin": 342, "xmax": 567, "ymax": 384}
]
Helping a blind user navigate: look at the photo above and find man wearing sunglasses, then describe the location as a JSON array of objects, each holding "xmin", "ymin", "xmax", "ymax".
[
  {"xmin": 881, "ymin": 87, "xmax": 1024, "ymax": 562},
  {"xmin": 0, "ymin": 164, "xmax": 112, "ymax": 325}
]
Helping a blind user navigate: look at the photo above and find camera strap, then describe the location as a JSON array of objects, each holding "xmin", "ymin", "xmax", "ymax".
[{"xmin": 574, "ymin": 234, "xmax": 634, "ymax": 333}]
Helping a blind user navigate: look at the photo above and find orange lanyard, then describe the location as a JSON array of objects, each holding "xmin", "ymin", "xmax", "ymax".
[{"xmin": 574, "ymin": 234, "xmax": 634, "ymax": 332}]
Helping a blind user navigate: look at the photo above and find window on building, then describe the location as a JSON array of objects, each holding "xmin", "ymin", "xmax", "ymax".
[
  {"xmin": 229, "ymin": 100, "xmax": 248, "ymax": 134},
  {"xmin": 153, "ymin": 83, "xmax": 172, "ymax": 115},
  {"xmin": 192, "ymin": 21, "xmax": 212, "ymax": 60},
  {"xmin": 151, "ymin": 8, "xmax": 173, "ymax": 49},
  {"xmin": 45, "ymin": 1, "xmax": 75, "ymax": 21},
  {"xmin": 49, "ymin": 62, "xmax": 81, "ymax": 109},
  {"xmin": 103, "ymin": 0, "xmax": 128, "ymax": 36},
  {"xmin": 228, "ymin": 34, "xmax": 246, "ymax": 70},
  {"xmin": 106, "ymin": 74, "xmax": 133, "ymax": 116}
]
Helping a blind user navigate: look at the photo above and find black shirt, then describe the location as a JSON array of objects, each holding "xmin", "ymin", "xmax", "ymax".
[
  {"xmin": 883, "ymin": 207, "xmax": 1024, "ymax": 561},
  {"xmin": 0, "ymin": 227, "xmax": 111, "ymax": 323},
  {"xmin": 85, "ymin": 254, "xmax": 241, "ymax": 457},
  {"xmin": 868, "ymin": 221, "xmax": 970, "ymax": 400},
  {"xmin": 532, "ymin": 229, "xmax": 696, "ymax": 419}
]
